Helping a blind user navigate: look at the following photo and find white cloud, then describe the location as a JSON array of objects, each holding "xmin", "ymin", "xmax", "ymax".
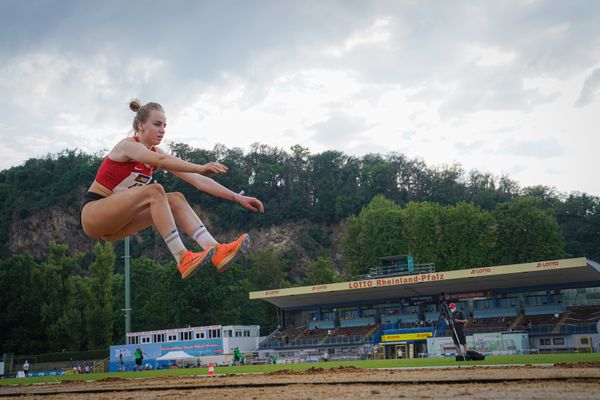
[
  {"xmin": 0, "ymin": 52, "xmax": 72, "ymax": 109},
  {"xmin": 324, "ymin": 17, "xmax": 392, "ymax": 57},
  {"xmin": 497, "ymin": 138, "xmax": 566, "ymax": 159},
  {"xmin": 465, "ymin": 44, "xmax": 518, "ymax": 67},
  {"xmin": 574, "ymin": 67, "xmax": 600, "ymax": 107},
  {"xmin": 507, "ymin": 164, "xmax": 527, "ymax": 175},
  {"xmin": 309, "ymin": 111, "xmax": 373, "ymax": 146},
  {"xmin": 1, "ymin": 1, "xmax": 600, "ymax": 197},
  {"xmin": 455, "ymin": 140, "xmax": 485, "ymax": 155},
  {"xmin": 126, "ymin": 58, "xmax": 166, "ymax": 84}
]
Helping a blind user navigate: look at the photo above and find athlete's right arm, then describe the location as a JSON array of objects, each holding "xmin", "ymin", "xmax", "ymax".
[{"xmin": 111, "ymin": 140, "xmax": 227, "ymax": 174}]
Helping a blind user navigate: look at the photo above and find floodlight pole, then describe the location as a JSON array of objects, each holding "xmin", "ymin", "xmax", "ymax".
[{"xmin": 123, "ymin": 237, "xmax": 132, "ymax": 341}]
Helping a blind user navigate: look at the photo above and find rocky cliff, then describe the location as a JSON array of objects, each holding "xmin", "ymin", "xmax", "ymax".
[{"xmin": 7, "ymin": 204, "xmax": 344, "ymax": 278}]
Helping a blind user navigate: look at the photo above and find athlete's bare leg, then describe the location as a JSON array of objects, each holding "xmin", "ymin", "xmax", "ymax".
[
  {"xmin": 167, "ymin": 192, "xmax": 216, "ymax": 241},
  {"xmin": 99, "ymin": 192, "xmax": 213, "ymax": 243},
  {"xmin": 82, "ymin": 184, "xmax": 176, "ymax": 240}
]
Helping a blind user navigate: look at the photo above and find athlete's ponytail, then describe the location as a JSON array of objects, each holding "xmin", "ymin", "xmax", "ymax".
[{"xmin": 129, "ymin": 98, "xmax": 165, "ymax": 134}]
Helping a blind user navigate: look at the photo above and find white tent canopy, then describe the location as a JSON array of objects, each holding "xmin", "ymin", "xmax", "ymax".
[{"xmin": 156, "ymin": 351, "xmax": 196, "ymax": 361}]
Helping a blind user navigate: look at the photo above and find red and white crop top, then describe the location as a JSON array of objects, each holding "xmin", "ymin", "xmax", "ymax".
[{"xmin": 94, "ymin": 137, "xmax": 158, "ymax": 193}]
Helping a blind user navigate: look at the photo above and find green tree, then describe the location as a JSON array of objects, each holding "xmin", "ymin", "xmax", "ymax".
[
  {"xmin": 129, "ymin": 257, "xmax": 173, "ymax": 332},
  {"xmin": 246, "ymin": 248, "xmax": 290, "ymax": 290},
  {"xmin": 301, "ymin": 257, "xmax": 339, "ymax": 285},
  {"xmin": 555, "ymin": 193, "xmax": 600, "ymax": 260},
  {"xmin": 38, "ymin": 242, "xmax": 86, "ymax": 352},
  {"xmin": 343, "ymin": 199, "xmax": 497, "ymax": 274},
  {"xmin": 243, "ymin": 249, "xmax": 289, "ymax": 334},
  {"xmin": 436, "ymin": 202, "xmax": 496, "ymax": 270},
  {"xmin": 341, "ymin": 195, "xmax": 406, "ymax": 276},
  {"xmin": 0, "ymin": 254, "xmax": 44, "ymax": 353},
  {"xmin": 85, "ymin": 242, "xmax": 115, "ymax": 349},
  {"xmin": 493, "ymin": 197, "xmax": 568, "ymax": 264},
  {"xmin": 401, "ymin": 202, "xmax": 442, "ymax": 266}
]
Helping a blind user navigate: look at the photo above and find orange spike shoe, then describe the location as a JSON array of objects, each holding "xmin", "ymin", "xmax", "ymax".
[
  {"xmin": 212, "ymin": 233, "xmax": 251, "ymax": 272},
  {"xmin": 177, "ymin": 247, "xmax": 215, "ymax": 280}
]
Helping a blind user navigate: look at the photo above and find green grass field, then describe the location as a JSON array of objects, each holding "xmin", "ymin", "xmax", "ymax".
[{"xmin": 2, "ymin": 353, "xmax": 599, "ymax": 386}]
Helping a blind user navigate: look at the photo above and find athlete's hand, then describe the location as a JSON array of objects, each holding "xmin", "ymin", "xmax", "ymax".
[
  {"xmin": 236, "ymin": 195, "xmax": 265, "ymax": 213},
  {"xmin": 197, "ymin": 162, "xmax": 228, "ymax": 175}
]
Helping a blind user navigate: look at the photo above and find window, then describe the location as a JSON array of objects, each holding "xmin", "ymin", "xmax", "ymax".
[
  {"xmin": 498, "ymin": 298, "xmax": 517, "ymax": 307},
  {"xmin": 539, "ymin": 338, "xmax": 551, "ymax": 346},
  {"xmin": 404, "ymin": 305, "xmax": 418, "ymax": 314},
  {"xmin": 474, "ymin": 299, "xmax": 493, "ymax": 309},
  {"xmin": 244, "ymin": 330, "xmax": 250, "ymax": 337},
  {"xmin": 168, "ymin": 334, "xmax": 177, "ymax": 342},
  {"xmin": 181, "ymin": 331, "xmax": 191, "ymax": 341},
  {"xmin": 526, "ymin": 295, "xmax": 545, "ymax": 306},
  {"xmin": 363, "ymin": 308, "xmax": 376, "ymax": 317},
  {"xmin": 425, "ymin": 304, "xmax": 437, "ymax": 312},
  {"xmin": 235, "ymin": 331, "xmax": 241, "ymax": 337},
  {"xmin": 553, "ymin": 338, "xmax": 565, "ymax": 345},
  {"xmin": 195, "ymin": 332, "xmax": 201, "ymax": 339},
  {"xmin": 141, "ymin": 336, "xmax": 151, "ymax": 343}
]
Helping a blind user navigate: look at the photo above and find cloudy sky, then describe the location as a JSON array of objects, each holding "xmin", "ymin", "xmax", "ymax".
[{"xmin": 1, "ymin": 0, "xmax": 599, "ymax": 196}]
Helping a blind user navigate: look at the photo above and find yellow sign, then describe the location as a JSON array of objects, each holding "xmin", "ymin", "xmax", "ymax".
[
  {"xmin": 249, "ymin": 257, "xmax": 587, "ymax": 299},
  {"xmin": 382, "ymin": 332, "xmax": 433, "ymax": 342}
]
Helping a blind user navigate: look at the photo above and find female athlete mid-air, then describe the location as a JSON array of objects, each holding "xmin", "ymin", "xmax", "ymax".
[{"xmin": 80, "ymin": 99, "xmax": 264, "ymax": 279}]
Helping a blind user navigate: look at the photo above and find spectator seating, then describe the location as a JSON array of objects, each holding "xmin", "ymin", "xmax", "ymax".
[
  {"xmin": 425, "ymin": 311, "xmax": 440, "ymax": 321},
  {"xmin": 381, "ymin": 315, "xmax": 402, "ymax": 325},
  {"xmin": 339, "ymin": 316, "xmax": 376, "ymax": 328},
  {"xmin": 509, "ymin": 313, "xmax": 561, "ymax": 334},
  {"xmin": 260, "ymin": 323, "xmax": 382, "ymax": 349},
  {"xmin": 400, "ymin": 314, "xmax": 419, "ymax": 324},
  {"xmin": 464, "ymin": 316, "xmax": 513, "ymax": 334},
  {"xmin": 563, "ymin": 305, "xmax": 600, "ymax": 324},
  {"xmin": 308, "ymin": 320, "xmax": 335, "ymax": 330},
  {"xmin": 472, "ymin": 306, "xmax": 519, "ymax": 319},
  {"xmin": 523, "ymin": 304, "xmax": 565, "ymax": 316}
]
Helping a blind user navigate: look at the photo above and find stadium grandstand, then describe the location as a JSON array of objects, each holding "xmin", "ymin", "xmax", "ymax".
[{"xmin": 250, "ymin": 256, "xmax": 600, "ymax": 362}]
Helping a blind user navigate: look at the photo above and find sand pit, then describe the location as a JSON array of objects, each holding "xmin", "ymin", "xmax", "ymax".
[{"xmin": 1, "ymin": 363, "xmax": 600, "ymax": 399}]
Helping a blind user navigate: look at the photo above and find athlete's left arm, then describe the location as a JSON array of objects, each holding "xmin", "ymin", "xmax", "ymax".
[{"xmin": 157, "ymin": 147, "xmax": 264, "ymax": 213}]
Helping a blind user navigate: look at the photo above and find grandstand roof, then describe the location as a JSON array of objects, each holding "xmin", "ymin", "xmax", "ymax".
[{"xmin": 249, "ymin": 257, "xmax": 600, "ymax": 309}]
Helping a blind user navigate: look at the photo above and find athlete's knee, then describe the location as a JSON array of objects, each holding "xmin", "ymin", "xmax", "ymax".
[
  {"xmin": 81, "ymin": 218, "xmax": 103, "ymax": 240},
  {"xmin": 167, "ymin": 192, "xmax": 187, "ymax": 209},
  {"xmin": 83, "ymin": 228, "xmax": 103, "ymax": 240},
  {"xmin": 145, "ymin": 183, "xmax": 167, "ymax": 200},
  {"xmin": 101, "ymin": 234, "xmax": 118, "ymax": 242}
]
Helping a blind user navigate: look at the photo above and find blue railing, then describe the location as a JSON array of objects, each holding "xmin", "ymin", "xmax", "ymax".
[
  {"xmin": 339, "ymin": 317, "xmax": 376, "ymax": 328},
  {"xmin": 527, "ymin": 323, "xmax": 597, "ymax": 336},
  {"xmin": 523, "ymin": 304, "xmax": 565, "ymax": 316},
  {"xmin": 259, "ymin": 332, "xmax": 379, "ymax": 349},
  {"xmin": 473, "ymin": 307, "xmax": 519, "ymax": 318}
]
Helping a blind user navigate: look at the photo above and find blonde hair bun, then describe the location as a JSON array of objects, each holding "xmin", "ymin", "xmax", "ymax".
[{"xmin": 129, "ymin": 98, "xmax": 142, "ymax": 113}]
